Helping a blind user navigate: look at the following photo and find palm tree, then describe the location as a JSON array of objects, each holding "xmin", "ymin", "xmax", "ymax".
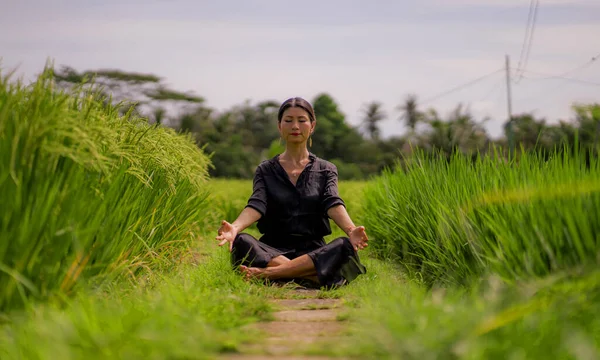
[
  {"xmin": 360, "ymin": 101, "xmax": 386, "ymax": 140},
  {"xmin": 397, "ymin": 94, "xmax": 422, "ymax": 134}
]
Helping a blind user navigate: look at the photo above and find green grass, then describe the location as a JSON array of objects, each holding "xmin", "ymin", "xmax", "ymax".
[
  {"xmin": 0, "ymin": 67, "xmax": 212, "ymax": 311},
  {"xmin": 362, "ymin": 148, "xmax": 600, "ymax": 286},
  {"xmin": 296, "ymin": 257, "xmax": 600, "ymax": 359},
  {"xmin": 2, "ymin": 176, "xmax": 600, "ymax": 359},
  {"xmin": 0, "ymin": 241, "xmax": 284, "ymax": 360}
]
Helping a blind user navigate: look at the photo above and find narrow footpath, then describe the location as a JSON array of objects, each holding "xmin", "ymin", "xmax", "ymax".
[{"xmin": 222, "ymin": 289, "xmax": 350, "ymax": 360}]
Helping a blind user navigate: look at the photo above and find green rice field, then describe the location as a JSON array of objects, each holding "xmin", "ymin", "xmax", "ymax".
[{"xmin": 1, "ymin": 69, "xmax": 599, "ymax": 359}]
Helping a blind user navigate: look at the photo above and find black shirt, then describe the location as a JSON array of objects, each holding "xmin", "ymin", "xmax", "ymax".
[{"xmin": 245, "ymin": 152, "xmax": 345, "ymax": 242}]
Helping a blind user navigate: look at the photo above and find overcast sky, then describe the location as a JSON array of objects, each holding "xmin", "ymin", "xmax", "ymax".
[{"xmin": 2, "ymin": 0, "xmax": 599, "ymax": 138}]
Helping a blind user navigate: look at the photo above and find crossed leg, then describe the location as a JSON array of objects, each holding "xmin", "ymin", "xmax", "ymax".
[
  {"xmin": 231, "ymin": 233, "xmax": 320, "ymax": 283},
  {"xmin": 266, "ymin": 255, "xmax": 290, "ymax": 267},
  {"xmin": 242, "ymin": 254, "xmax": 318, "ymax": 282}
]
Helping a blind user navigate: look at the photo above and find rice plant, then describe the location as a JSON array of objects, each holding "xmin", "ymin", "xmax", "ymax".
[
  {"xmin": 362, "ymin": 147, "xmax": 600, "ymax": 286},
  {"xmin": 0, "ymin": 66, "xmax": 212, "ymax": 311}
]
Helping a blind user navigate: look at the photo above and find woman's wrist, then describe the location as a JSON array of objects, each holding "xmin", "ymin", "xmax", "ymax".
[
  {"xmin": 345, "ymin": 225, "xmax": 357, "ymax": 236},
  {"xmin": 231, "ymin": 222, "xmax": 241, "ymax": 234}
]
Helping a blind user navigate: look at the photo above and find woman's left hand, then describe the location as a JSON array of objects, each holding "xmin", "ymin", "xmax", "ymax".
[{"xmin": 348, "ymin": 226, "xmax": 369, "ymax": 251}]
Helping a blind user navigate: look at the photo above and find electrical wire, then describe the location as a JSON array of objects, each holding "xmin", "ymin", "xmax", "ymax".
[
  {"xmin": 540, "ymin": 52, "xmax": 600, "ymax": 79},
  {"xmin": 420, "ymin": 68, "xmax": 504, "ymax": 105},
  {"xmin": 478, "ymin": 77, "xmax": 505, "ymax": 102},
  {"xmin": 517, "ymin": 68, "xmax": 600, "ymax": 87},
  {"xmin": 515, "ymin": 0, "xmax": 536, "ymax": 77},
  {"xmin": 514, "ymin": 0, "xmax": 540, "ymax": 83}
]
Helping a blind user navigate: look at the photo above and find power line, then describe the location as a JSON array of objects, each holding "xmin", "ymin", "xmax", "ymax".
[
  {"xmin": 511, "ymin": 53, "xmax": 600, "ymax": 103},
  {"xmin": 516, "ymin": 68, "xmax": 600, "ymax": 87},
  {"xmin": 519, "ymin": 0, "xmax": 539, "ymax": 80},
  {"xmin": 515, "ymin": 0, "xmax": 536, "ymax": 77},
  {"xmin": 420, "ymin": 68, "xmax": 504, "ymax": 105},
  {"xmin": 540, "ymin": 52, "xmax": 600, "ymax": 79},
  {"xmin": 479, "ymin": 77, "xmax": 505, "ymax": 102},
  {"xmin": 514, "ymin": 0, "xmax": 540, "ymax": 83}
]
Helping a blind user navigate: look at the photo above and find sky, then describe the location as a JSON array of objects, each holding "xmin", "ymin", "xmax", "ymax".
[{"xmin": 1, "ymin": 0, "xmax": 599, "ymax": 139}]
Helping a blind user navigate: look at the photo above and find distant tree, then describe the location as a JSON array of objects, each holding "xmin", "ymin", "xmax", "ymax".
[
  {"xmin": 207, "ymin": 99, "xmax": 279, "ymax": 153},
  {"xmin": 397, "ymin": 94, "xmax": 423, "ymax": 135},
  {"xmin": 179, "ymin": 106, "xmax": 214, "ymax": 134},
  {"xmin": 573, "ymin": 103, "xmax": 600, "ymax": 149},
  {"xmin": 49, "ymin": 65, "xmax": 204, "ymax": 126},
  {"xmin": 503, "ymin": 113, "xmax": 546, "ymax": 150},
  {"xmin": 208, "ymin": 134, "xmax": 260, "ymax": 178},
  {"xmin": 376, "ymin": 136, "xmax": 406, "ymax": 172},
  {"xmin": 420, "ymin": 104, "xmax": 489, "ymax": 157},
  {"xmin": 360, "ymin": 101, "xmax": 386, "ymax": 140},
  {"xmin": 447, "ymin": 104, "xmax": 489, "ymax": 153}
]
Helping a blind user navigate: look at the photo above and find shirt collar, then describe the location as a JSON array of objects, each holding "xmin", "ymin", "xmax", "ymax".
[{"xmin": 271, "ymin": 152, "xmax": 316, "ymax": 164}]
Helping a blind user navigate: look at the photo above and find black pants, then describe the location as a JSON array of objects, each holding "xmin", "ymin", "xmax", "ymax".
[{"xmin": 230, "ymin": 233, "xmax": 367, "ymax": 288}]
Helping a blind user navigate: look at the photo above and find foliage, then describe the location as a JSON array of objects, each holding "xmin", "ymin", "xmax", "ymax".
[
  {"xmin": 0, "ymin": 67, "xmax": 212, "ymax": 311},
  {"xmin": 362, "ymin": 147, "xmax": 600, "ymax": 286},
  {"xmin": 397, "ymin": 94, "xmax": 423, "ymax": 134},
  {"xmin": 2, "ymin": 173, "xmax": 599, "ymax": 359},
  {"xmin": 4, "ymin": 58, "xmax": 600, "ymax": 359},
  {"xmin": 329, "ymin": 260, "xmax": 600, "ymax": 360},
  {"xmin": 0, "ymin": 249, "xmax": 277, "ymax": 360},
  {"xmin": 50, "ymin": 65, "xmax": 204, "ymax": 126},
  {"xmin": 361, "ymin": 101, "xmax": 386, "ymax": 140}
]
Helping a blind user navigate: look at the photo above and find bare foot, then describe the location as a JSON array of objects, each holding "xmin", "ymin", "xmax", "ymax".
[
  {"xmin": 349, "ymin": 226, "xmax": 369, "ymax": 251},
  {"xmin": 240, "ymin": 265, "xmax": 267, "ymax": 280}
]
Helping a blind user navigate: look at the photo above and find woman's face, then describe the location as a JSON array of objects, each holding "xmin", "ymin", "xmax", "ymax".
[{"xmin": 278, "ymin": 106, "xmax": 315, "ymax": 144}]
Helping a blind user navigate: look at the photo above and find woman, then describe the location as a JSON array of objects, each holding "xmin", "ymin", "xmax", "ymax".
[{"xmin": 215, "ymin": 97, "xmax": 368, "ymax": 288}]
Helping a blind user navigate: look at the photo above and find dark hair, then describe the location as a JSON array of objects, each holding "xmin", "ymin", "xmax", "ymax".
[{"xmin": 277, "ymin": 97, "xmax": 316, "ymax": 123}]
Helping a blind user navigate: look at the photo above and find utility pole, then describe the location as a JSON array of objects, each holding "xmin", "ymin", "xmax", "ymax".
[{"xmin": 505, "ymin": 55, "xmax": 515, "ymax": 158}]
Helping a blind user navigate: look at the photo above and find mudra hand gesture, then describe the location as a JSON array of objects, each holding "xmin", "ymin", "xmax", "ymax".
[
  {"xmin": 349, "ymin": 225, "xmax": 369, "ymax": 251},
  {"xmin": 216, "ymin": 220, "xmax": 238, "ymax": 252}
]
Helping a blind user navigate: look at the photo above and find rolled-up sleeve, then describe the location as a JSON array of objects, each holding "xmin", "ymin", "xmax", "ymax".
[
  {"xmin": 321, "ymin": 165, "xmax": 345, "ymax": 214},
  {"xmin": 245, "ymin": 166, "xmax": 268, "ymax": 216}
]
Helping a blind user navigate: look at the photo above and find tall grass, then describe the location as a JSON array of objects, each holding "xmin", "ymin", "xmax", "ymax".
[
  {"xmin": 362, "ymin": 148, "xmax": 600, "ymax": 286},
  {"xmin": 333, "ymin": 260, "xmax": 600, "ymax": 360},
  {"xmin": 0, "ymin": 248, "xmax": 276, "ymax": 360},
  {"xmin": 0, "ymin": 67, "xmax": 212, "ymax": 311}
]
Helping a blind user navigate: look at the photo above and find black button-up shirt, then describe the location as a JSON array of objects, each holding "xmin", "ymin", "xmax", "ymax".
[{"xmin": 245, "ymin": 153, "xmax": 345, "ymax": 241}]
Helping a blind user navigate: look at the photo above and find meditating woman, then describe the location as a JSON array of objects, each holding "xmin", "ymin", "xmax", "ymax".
[{"xmin": 215, "ymin": 97, "xmax": 368, "ymax": 288}]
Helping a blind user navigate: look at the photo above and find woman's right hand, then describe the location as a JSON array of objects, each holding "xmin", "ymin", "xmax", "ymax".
[{"xmin": 216, "ymin": 220, "xmax": 238, "ymax": 252}]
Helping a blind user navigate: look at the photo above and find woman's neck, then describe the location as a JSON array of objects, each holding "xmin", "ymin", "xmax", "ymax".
[{"xmin": 281, "ymin": 145, "xmax": 310, "ymax": 165}]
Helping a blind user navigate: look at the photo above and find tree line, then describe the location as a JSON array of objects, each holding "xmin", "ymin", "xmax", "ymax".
[{"xmin": 50, "ymin": 65, "xmax": 600, "ymax": 179}]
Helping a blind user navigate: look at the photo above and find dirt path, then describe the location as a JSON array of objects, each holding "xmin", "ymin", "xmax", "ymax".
[{"xmin": 222, "ymin": 289, "xmax": 349, "ymax": 359}]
